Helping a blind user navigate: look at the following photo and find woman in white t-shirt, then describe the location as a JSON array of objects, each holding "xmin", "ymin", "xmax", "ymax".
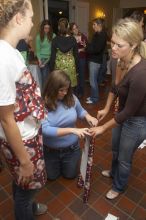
[{"xmin": 0, "ymin": 1, "xmax": 47, "ymax": 219}]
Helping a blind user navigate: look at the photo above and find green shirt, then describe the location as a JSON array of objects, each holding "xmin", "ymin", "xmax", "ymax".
[{"xmin": 35, "ymin": 33, "xmax": 56, "ymax": 61}]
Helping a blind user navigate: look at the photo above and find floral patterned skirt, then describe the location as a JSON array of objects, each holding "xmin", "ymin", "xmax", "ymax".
[{"xmin": 0, "ymin": 132, "xmax": 47, "ymax": 190}]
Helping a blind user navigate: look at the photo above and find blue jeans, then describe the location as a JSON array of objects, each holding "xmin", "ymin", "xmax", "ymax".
[
  {"xmin": 89, "ymin": 61, "xmax": 101, "ymax": 103},
  {"xmin": 39, "ymin": 63, "xmax": 50, "ymax": 91},
  {"xmin": 12, "ymin": 182, "xmax": 38, "ymax": 220},
  {"xmin": 44, "ymin": 143, "xmax": 81, "ymax": 180},
  {"xmin": 77, "ymin": 58, "xmax": 86, "ymax": 96},
  {"xmin": 111, "ymin": 117, "xmax": 146, "ymax": 192}
]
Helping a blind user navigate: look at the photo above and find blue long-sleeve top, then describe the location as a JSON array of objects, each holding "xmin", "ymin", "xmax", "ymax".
[{"xmin": 42, "ymin": 96, "xmax": 87, "ymax": 148}]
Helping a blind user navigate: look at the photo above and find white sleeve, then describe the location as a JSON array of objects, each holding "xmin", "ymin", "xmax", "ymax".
[{"xmin": 0, "ymin": 62, "xmax": 16, "ymax": 106}]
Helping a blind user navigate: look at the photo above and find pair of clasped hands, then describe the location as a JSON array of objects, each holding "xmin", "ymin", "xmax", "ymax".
[{"xmin": 73, "ymin": 109, "xmax": 106, "ymax": 139}]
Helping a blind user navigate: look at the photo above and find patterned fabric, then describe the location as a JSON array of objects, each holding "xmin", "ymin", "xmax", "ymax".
[
  {"xmin": 0, "ymin": 131, "xmax": 46, "ymax": 190},
  {"xmin": 77, "ymin": 137, "xmax": 95, "ymax": 203},
  {"xmin": 0, "ymin": 70, "xmax": 47, "ymax": 189},
  {"xmin": 55, "ymin": 48, "xmax": 77, "ymax": 87},
  {"xmin": 14, "ymin": 70, "xmax": 46, "ymax": 122}
]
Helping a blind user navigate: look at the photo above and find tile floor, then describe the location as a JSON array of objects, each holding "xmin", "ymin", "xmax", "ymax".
[{"xmin": 0, "ymin": 76, "xmax": 146, "ymax": 220}]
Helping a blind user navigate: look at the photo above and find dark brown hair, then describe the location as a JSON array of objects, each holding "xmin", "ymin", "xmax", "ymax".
[
  {"xmin": 39, "ymin": 19, "xmax": 53, "ymax": 41},
  {"xmin": 58, "ymin": 18, "xmax": 70, "ymax": 36},
  {"xmin": 43, "ymin": 70, "xmax": 75, "ymax": 111},
  {"xmin": 92, "ymin": 18, "xmax": 106, "ymax": 30},
  {"xmin": 69, "ymin": 22, "xmax": 81, "ymax": 36},
  {"xmin": 0, "ymin": 0, "xmax": 30, "ymax": 30},
  {"xmin": 130, "ymin": 10, "xmax": 144, "ymax": 23}
]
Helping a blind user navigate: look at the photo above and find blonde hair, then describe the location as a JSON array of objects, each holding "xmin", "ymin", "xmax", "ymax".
[
  {"xmin": 112, "ymin": 18, "xmax": 146, "ymax": 59},
  {"xmin": 0, "ymin": 0, "xmax": 30, "ymax": 30}
]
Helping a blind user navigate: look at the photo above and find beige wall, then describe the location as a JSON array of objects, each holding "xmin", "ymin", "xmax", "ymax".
[
  {"xmin": 78, "ymin": 0, "xmax": 120, "ymax": 38},
  {"xmin": 31, "ymin": 0, "xmax": 41, "ymax": 50}
]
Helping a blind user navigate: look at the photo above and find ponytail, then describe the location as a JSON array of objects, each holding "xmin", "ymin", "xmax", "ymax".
[{"xmin": 140, "ymin": 41, "xmax": 146, "ymax": 59}]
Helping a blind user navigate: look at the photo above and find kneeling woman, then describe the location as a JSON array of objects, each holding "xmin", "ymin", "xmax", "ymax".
[{"xmin": 42, "ymin": 70, "xmax": 98, "ymax": 180}]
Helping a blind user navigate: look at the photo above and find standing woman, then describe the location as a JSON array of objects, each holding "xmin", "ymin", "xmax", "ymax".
[
  {"xmin": 90, "ymin": 18, "xmax": 146, "ymax": 199},
  {"xmin": 0, "ymin": 1, "xmax": 47, "ymax": 219},
  {"xmin": 36, "ymin": 20, "xmax": 55, "ymax": 90},
  {"xmin": 70, "ymin": 22, "xmax": 88, "ymax": 98},
  {"xmin": 49, "ymin": 18, "xmax": 79, "ymax": 92},
  {"xmin": 86, "ymin": 18, "xmax": 107, "ymax": 104}
]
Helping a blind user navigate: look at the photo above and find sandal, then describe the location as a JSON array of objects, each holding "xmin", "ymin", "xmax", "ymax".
[
  {"xmin": 106, "ymin": 189, "xmax": 119, "ymax": 200},
  {"xmin": 101, "ymin": 170, "xmax": 111, "ymax": 178},
  {"xmin": 34, "ymin": 203, "xmax": 48, "ymax": 216}
]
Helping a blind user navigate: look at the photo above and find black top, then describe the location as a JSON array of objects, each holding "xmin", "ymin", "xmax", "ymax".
[
  {"xmin": 86, "ymin": 30, "xmax": 107, "ymax": 64},
  {"xmin": 16, "ymin": 40, "xmax": 29, "ymax": 52},
  {"xmin": 49, "ymin": 35, "xmax": 79, "ymax": 72},
  {"xmin": 111, "ymin": 58, "xmax": 146, "ymax": 124}
]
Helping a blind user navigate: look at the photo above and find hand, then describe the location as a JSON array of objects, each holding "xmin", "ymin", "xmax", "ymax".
[
  {"xmin": 38, "ymin": 60, "xmax": 45, "ymax": 68},
  {"xmin": 85, "ymin": 114, "xmax": 99, "ymax": 127},
  {"xmin": 17, "ymin": 160, "xmax": 34, "ymax": 186},
  {"xmin": 90, "ymin": 126, "xmax": 105, "ymax": 138},
  {"xmin": 72, "ymin": 128, "xmax": 91, "ymax": 138},
  {"xmin": 80, "ymin": 40, "xmax": 86, "ymax": 48},
  {"xmin": 97, "ymin": 109, "xmax": 108, "ymax": 122}
]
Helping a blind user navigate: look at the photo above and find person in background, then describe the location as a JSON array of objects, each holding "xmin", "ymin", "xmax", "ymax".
[
  {"xmin": 0, "ymin": 0, "xmax": 47, "ymax": 219},
  {"xmin": 130, "ymin": 10, "xmax": 146, "ymax": 42},
  {"xmin": 42, "ymin": 70, "xmax": 98, "ymax": 180},
  {"xmin": 49, "ymin": 18, "xmax": 79, "ymax": 93},
  {"xmin": 36, "ymin": 19, "xmax": 55, "ymax": 90},
  {"xmin": 86, "ymin": 18, "xmax": 107, "ymax": 104},
  {"xmin": 17, "ymin": 36, "xmax": 34, "ymax": 65},
  {"xmin": 70, "ymin": 22, "xmax": 88, "ymax": 98},
  {"xmin": 17, "ymin": 39, "xmax": 30, "ymax": 65},
  {"xmin": 90, "ymin": 18, "xmax": 146, "ymax": 200},
  {"xmin": 130, "ymin": 10, "xmax": 144, "ymax": 28}
]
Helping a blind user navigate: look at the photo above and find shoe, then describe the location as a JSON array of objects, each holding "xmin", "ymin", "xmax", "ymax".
[
  {"xmin": 86, "ymin": 100, "xmax": 93, "ymax": 104},
  {"xmin": 101, "ymin": 170, "xmax": 111, "ymax": 178},
  {"xmin": 106, "ymin": 189, "xmax": 120, "ymax": 200},
  {"xmin": 34, "ymin": 203, "xmax": 48, "ymax": 216},
  {"xmin": 86, "ymin": 99, "xmax": 94, "ymax": 104},
  {"xmin": 86, "ymin": 97, "xmax": 91, "ymax": 101}
]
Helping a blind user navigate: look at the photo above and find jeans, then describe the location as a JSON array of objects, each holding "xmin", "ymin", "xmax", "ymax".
[
  {"xmin": 89, "ymin": 61, "xmax": 101, "ymax": 103},
  {"xmin": 77, "ymin": 58, "xmax": 86, "ymax": 96},
  {"xmin": 12, "ymin": 182, "xmax": 38, "ymax": 220},
  {"xmin": 44, "ymin": 143, "xmax": 81, "ymax": 180},
  {"xmin": 111, "ymin": 117, "xmax": 146, "ymax": 192},
  {"xmin": 39, "ymin": 63, "xmax": 50, "ymax": 91}
]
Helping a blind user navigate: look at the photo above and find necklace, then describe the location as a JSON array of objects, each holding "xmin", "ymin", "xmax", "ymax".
[{"xmin": 117, "ymin": 53, "xmax": 135, "ymax": 72}]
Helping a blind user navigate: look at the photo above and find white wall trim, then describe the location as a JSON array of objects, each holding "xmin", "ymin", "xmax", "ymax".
[
  {"xmin": 38, "ymin": 0, "xmax": 43, "ymax": 21},
  {"xmin": 44, "ymin": 0, "xmax": 49, "ymax": 19}
]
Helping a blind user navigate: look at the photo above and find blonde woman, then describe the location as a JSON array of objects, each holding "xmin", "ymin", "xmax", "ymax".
[{"xmin": 90, "ymin": 18, "xmax": 146, "ymax": 199}]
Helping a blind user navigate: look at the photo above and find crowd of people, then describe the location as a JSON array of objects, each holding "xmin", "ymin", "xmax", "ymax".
[{"xmin": 0, "ymin": 0, "xmax": 146, "ymax": 219}]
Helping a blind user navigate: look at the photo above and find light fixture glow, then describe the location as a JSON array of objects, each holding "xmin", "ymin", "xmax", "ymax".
[
  {"xmin": 59, "ymin": 11, "xmax": 63, "ymax": 15},
  {"xmin": 95, "ymin": 9, "xmax": 105, "ymax": 18}
]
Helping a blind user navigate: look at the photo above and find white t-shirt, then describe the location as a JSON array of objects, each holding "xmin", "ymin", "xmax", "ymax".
[{"xmin": 0, "ymin": 40, "xmax": 40, "ymax": 140}]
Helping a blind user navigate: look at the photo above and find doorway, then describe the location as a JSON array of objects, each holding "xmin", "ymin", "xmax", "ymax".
[{"xmin": 48, "ymin": 0, "xmax": 69, "ymax": 34}]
